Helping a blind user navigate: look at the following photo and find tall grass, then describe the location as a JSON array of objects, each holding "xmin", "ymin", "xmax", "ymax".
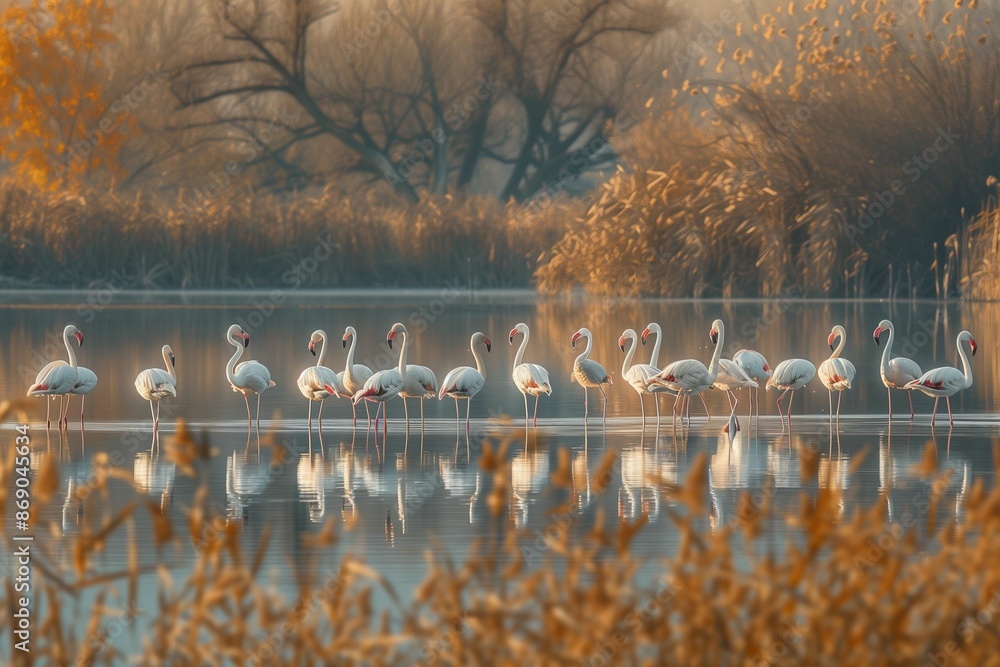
[
  {"xmin": 4, "ymin": 403, "xmax": 1000, "ymax": 665},
  {"xmin": 960, "ymin": 182, "xmax": 1000, "ymax": 300},
  {"xmin": 0, "ymin": 184, "xmax": 569, "ymax": 290}
]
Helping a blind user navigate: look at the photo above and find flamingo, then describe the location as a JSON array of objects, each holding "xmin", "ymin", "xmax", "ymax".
[
  {"xmin": 350, "ymin": 323, "xmax": 408, "ymax": 436},
  {"xmin": 439, "ymin": 332, "xmax": 491, "ymax": 431},
  {"xmin": 394, "ymin": 324, "xmax": 438, "ymax": 429},
  {"xmin": 873, "ymin": 319, "xmax": 923, "ymax": 420},
  {"xmin": 903, "ymin": 330, "xmax": 976, "ymax": 427},
  {"xmin": 620, "ymin": 328, "xmax": 662, "ymax": 426},
  {"xmin": 733, "ymin": 349, "xmax": 771, "ymax": 420},
  {"xmin": 297, "ymin": 330, "xmax": 345, "ymax": 436},
  {"xmin": 225, "ymin": 324, "xmax": 276, "ymax": 432},
  {"xmin": 135, "ymin": 345, "xmax": 177, "ymax": 438},
  {"xmin": 648, "ymin": 319, "xmax": 726, "ymax": 423},
  {"xmin": 642, "ymin": 322, "xmax": 709, "ymax": 417},
  {"xmin": 766, "ymin": 358, "xmax": 816, "ymax": 423},
  {"xmin": 571, "ymin": 328, "xmax": 612, "ymax": 422},
  {"xmin": 27, "ymin": 325, "xmax": 82, "ymax": 430},
  {"xmin": 712, "ymin": 358, "xmax": 759, "ymax": 429},
  {"xmin": 340, "ymin": 326, "xmax": 374, "ymax": 425},
  {"xmin": 69, "ymin": 366, "xmax": 98, "ymax": 428},
  {"xmin": 509, "ymin": 323, "xmax": 552, "ymax": 427},
  {"xmin": 818, "ymin": 325, "xmax": 856, "ymax": 424}
]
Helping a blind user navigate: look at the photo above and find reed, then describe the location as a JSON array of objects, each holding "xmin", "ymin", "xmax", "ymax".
[{"xmin": 3, "ymin": 404, "xmax": 1000, "ymax": 665}]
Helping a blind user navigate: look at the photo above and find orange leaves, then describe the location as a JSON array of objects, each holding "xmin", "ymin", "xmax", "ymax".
[{"xmin": 0, "ymin": 0, "xmax": 127, "ymax": 189}]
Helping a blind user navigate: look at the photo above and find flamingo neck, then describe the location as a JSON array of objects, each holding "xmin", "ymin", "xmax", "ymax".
[
  {"xmin": 226, "ymin": 335, "xmax": 243, "ymax": 384},
  {"xmin": 958, "ymin": 336, "xmax": 974, "ymax": 388},
  {"xmin": 316, "ymin": 333, "xmax": 327, "ymax": 367},
  {"xmin": 622, "ymin": 337, "xmax": 636, "ymax": 376},
  {"xmin": 345, "ymin": 330, "xmax": 357, "ymax": 372},
  {"xmin": 707, "ymin": 326, "xmax": 724, "ymax": 376},
  {"xmin": 649, "ymin": 327, "xmax": 662, "ymax": 368},
  {"xmin": 879, "ymin": 326, "xmax": 893, "ymax": 375},
  {"xmin": 513, "ymin": 330, "xmax": 528, "ymax": 368},
  {"xmin": 396, "ymin": 331, "xmax": 408, "ymax": 376},
  {"xmin": 574, "ymin": 333, "xmax": 593, "ymax": 366},
  {"xmin": 471, "ymin": 336, "xmax": 485, "ymax": 375},
  {"xmin": 830, "ymin": 330, "xmax": 846, "ymax": 360},
  {"xmin": 64, "ymin": 327, "xmax": 78, "ymax": 368},
  {"xmin": 163, "ymin": 347, "xmax": 176, "ymax": 381}
]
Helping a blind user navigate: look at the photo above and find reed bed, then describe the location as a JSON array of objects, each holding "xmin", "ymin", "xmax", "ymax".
[
  {"xmin": 0, "ymin": 184, "xmax": 569, "ymax": 290},
  {"xmin": 3, "ymin": 402, "xmax": 1000, "ymax": 665}
]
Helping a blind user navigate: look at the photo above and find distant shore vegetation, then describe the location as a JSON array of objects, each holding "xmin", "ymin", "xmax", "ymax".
[{"xmin": 0, "ymin": 0, "xmax": 998, "ymax": 296}]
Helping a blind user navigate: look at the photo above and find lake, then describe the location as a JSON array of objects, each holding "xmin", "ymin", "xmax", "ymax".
[{"xmin": 0, "ymin": 290, "xmax": 997, "ymax": 654}]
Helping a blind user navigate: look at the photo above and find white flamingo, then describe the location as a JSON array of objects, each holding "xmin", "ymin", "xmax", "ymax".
[
  {"xmin": 712, "ymin": 358, "xmax": 758, "ymax": 429},
  {"xmin": 340, "ymin": 326, "xmax": 374, "ymax": 425},
  {"xmin": 903, "ymin": 330, "xmax": 976, "ymax": 427},
  {"xmin": 225, "ymin": 324, "xmax": 275, "ymax": 432},
  {"xmin": 69, "ymin": 366, "xmax": 98, "ymax": 428},
  {"xmin": 27, "ymin": 325, "xmax": 82, "ymax": 430},
  {"xmin": 818, "ymin": 325, "xmax": 856, "ymax": 424},
  {"xmin": 297, "ymin": 330, "xmax": 345, "ymax": 436},
  {"xmin": 394, "ymin": 324, "xmax": 438, "ymax": 429},
  {"xmin": 509, "ymin": 323, "xmax": 551, "ymax": 427},
  {"xmin": 620, "ymin": 328, "xmax": 662, "ymax": 426},
  {"xmin": 571, "ymin": 327, "xmax": 612, "ymax": 422},
  {"xmin": 733, "ymin": 349, "xmax": 771, "ymax": 420},
  {"xmin": 134, "ymin": 344, "xmax": 177, "ymax": 438},
  {"xmin": 642, "ymin": 322, "xmax": 709, "ymax": 417},
  {"xmin": 873, "ymin": 319, "xmax": 923, "ymax": 420},
  {"xmin": 767, "ymin": 358, "xmax": 816, "ymax": 423},
  {"xmin": 648, "ymin": 319, "xmax": 725, "ymax": 423},
  {"xmin": 351, "ymin": 322, "xmax": 408, "ymax": 435},
  {"xmin": 439, "ymin": 332, "xmax": 491, "ymax": 431}
]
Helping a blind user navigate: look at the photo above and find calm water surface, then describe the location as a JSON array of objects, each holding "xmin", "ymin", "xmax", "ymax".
[{"xmin": 1, "ymin": 291, "xmax": 998, "ymax": 650}]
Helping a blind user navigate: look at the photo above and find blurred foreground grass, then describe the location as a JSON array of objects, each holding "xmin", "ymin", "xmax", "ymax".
[{"xmin": 2, "ymin": 401, "xmax": 1000, "ymax": 665}]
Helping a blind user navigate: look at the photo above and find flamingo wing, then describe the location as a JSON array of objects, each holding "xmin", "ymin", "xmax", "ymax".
[
  {"xmin": 575, "ymin": 358, "xmax": 611, "ymax": 386},
  {"xmin": 714, "ymin": 358, "xmax": 758, "ymax": 391},
  {"xmin": 439, "ymin": 366, "xmax": 485, "ymax": 399},
  {"xmin": 298, "ymin": 366, "xmax": 343, "ymax": 400},
  {"xmin": 904, "ymin": 366, "xmax": 966, "ymax": 396},
  {"xmin": 135, "ymin": 368, "xmax": 177, "ymax": 400},
  {"xmin": 885, "ymin": 357, "xmax": 922, "ymax": 388},
  {"xmin": 514, "ymin": 363, "xmax": 551, "ymax": 396},
  {"xmin": 819, "ymin": 358, "xmax": 855, "ymax": 390},
  {"xmin": 403, "ymin": 364, "xmax": 439, "ymax": 398},
  {"xmin": 28, "ymin": 364, "xmax": 78, "ymax": 395},
  {"xmin": 733, "ymin": 349, "xmax": 771, "ymax": 382},
  {"xmin": 72, "ymin": 367, "xmax": 98, "ymax": 394}
]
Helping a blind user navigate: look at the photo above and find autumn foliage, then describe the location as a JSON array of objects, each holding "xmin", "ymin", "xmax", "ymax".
[{"xmin": 0, "ymin": 0, "xmax": 129, "ymax": 189}]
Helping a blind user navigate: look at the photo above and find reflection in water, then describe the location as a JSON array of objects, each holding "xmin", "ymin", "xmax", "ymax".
[
  {"xmin": 297, "ymin": 453, "xmax": 337, "ymax": 522},
  {"xmin": 134, "ymin": 452, "xmax": 176, "ymax": 511},
  {"xmin": 620, "ymin": 442, "xmax": 678, "ymax": 521},
  {"xmin": 227, "ymin": 452, "xmax": 271, "ymax": 524},
  {"xmin": 440, "ymin": 457, "xmax": 480, "ymax": 524},
  {"xmin": 510, "ymin": 447, "xmax": 550, "ymax": 527}
]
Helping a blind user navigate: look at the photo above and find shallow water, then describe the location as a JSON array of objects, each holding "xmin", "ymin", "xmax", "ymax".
[{"xmin": 1, "ymin": 291, "xmax": 997, "ymax": 652}]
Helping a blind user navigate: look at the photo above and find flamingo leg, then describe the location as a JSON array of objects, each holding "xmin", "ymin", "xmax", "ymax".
[
  {"xmin": 156, "ymin": 401, "xmax": 161, "ymax": 433},
  {"xmin": 420, "ymin": 398, "xmax": 425, "ymax": 430},
  {"xmin": 776, "ymin": 388, "xmax": 789, "ymax": 420},
  {"xmin": 307, "ymin": 398, "xmax": 313, "ymax": 432},
  {"xmin": 836, "ymin": 391, "xmax": 844, "ymax": 422},
  {"xmin": 788, "ymin": 390, "xmax": 795, "ymax": 422},
  {"xmin": 243, "ymin": 393, "xmax": 252, "ymax": 431},
  {"xmin": 350, "ymin": 399, "xmax": 357, "ymax": 427},
  {"xmin": 45, "ymin": 398, "xmax": 51, "ymax": 430},
  {"xmin": 454, "ymin": 397, "xmax": 461, "ymax": 428},
  {"xmin": 403, "ymin": 398, "xmax": 410, "ymax": 428},
  {"xmin": 318, "ymin": 398, "xmax": 325, "ymax": 434},
  {"xmin": 828, "ymin": 390, "xmax": 833, "ymax": 428},
  {"xmin": 599, "ymin": 386, "xmax": 608, "ymax": 424},
  {"xmin": 256, "ymin": 393, "xmax": 262, "ymax": 433},
  {"xmin": 150, "ymin": 399, "xmax": 157, "ymax": 433},
  {"xmin": 80, "ymin": 395, "xmax": 86, "ymax": 428},
  {"xmin": 699, "ymin": 393, "xmax": 711, "ymax": 418},
  {"xmin": 373, "ymin": 401, "xmax": 381, "ymax": 432},
  {"xmin": 523, "ymin": 392, "xmax": 529, "ymax": 428},
  {"xmin": 907, "ymin": 391, "xmax": 915, "ymax": 419},
  {"xmin": 947, "ymin": 396, "xmax": 954, "ymax": 427},
  {"xmin": 583, "ymin": 387, "xmax": 589, "ymax": 420},
  {"xmin": 931, "ymin": 397, "xmax": 939, "ymax": 426},
  {"xmin": 887, "ymin": 386, "xmax": 893, "ymax": 421},
  {"xmin": 465, "ymin": 399, "xmax": 471, "ymax": 434},
  {"xmin": 365, "ymin": 401, "xmax": 372, "ymax": 424},
  {"xmin": 533, "ymin": 395, "xmax": 540, "ymax": 427},
  {"xmin": 639, "ymin": 393, "xmax": 646, "ymax": 428}
]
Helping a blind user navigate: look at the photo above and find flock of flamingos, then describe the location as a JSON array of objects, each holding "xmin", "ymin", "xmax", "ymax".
[{"xmin": 26, "ymin": 318, "xmax": 978, "ymax": 437}]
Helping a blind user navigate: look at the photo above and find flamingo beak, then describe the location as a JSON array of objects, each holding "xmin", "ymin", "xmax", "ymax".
[
  {"xmin": 170, "ymin": 353, "xmax": 176, "ymax": 368},
  {"xmin": 970, "ymin": 338, "xmax": 978, "ymax": 356},
  {"xmin": 827, "ymin": 332, "xmax": 836, "ymax": 350},
  {"xmin": 641, "ymin": 328, "xmax": 650, "ymax": 345},
  {"xmin": 619, "ymin": 337, "xmax": 626, "ymax": 352},
  {"xmin": 509, "ymin": 328, "xmax": 518, "ymax": 344},
  {"xmin": 484, "ymin": 338, "xmax": 492, "ymax": 353},
  {"xmin": 571, "ymin": 331, "xmax": 582, "ymax": 348},
  {"xmin": 387, "ymin": 330, "xmax": 397, "ymax": 349},
  {"xmin": 309, "ymin": 340, "xmax": 317, "ymax": 356},
  {"xmin": 241, "ymin": 332, "xmax": 250, "ymax": 348},
  {"xmin": 873, "ymin": 326, "xmax": 883, "ymax": 345},
  {"xmin": 342, "ymin": 334, "xmax": 349, "ymax": 348},
  {"xmin": 710, "ymin": 329, "xmax": 718, "ymax": 345},
  {"xmin": 75, "ymin": 331, "xmax": 84, "ymax": 346}
]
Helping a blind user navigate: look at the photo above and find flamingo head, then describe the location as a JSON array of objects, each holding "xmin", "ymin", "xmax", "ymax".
[
  {"xmin": 387, "ymin": 322, "xmax": 406, "ymax": 349},
  {"xmin": 343, "ymin": 326, "xmax": 355, "ymax": 349},
  {"xmin": 163, "ymin": 345, "xmax": 175, "ymax": 369},
  {"xmin": 571, "ymin": 329, "xmax": 587, "ymax": 348},
  {"xmin": 710, "ymin": 328, "xmax": 719, "ymax": 345},
  {"xmin": 509, "ymin": 322, "xmax": 527, "ymax": 345},
  {"xmin": 873, "ymin": 325, "xmax": 884, "ymax": 345},
  {"xmin": 482, "ymin": 336, "xmax": 492, "ymax": 353},
  {"xmin": 618, "ymin": 334, "xmax": 627, "ymax": 352},
  {"xmin": 169, "ymin": 351, "xmax": 176, "ymax": 368},
  {"xmin": 827, "ymin": 331, "xmax": 837, "ymax": 350},
  {"xmin": 227, "ymin": 324, "xmax": 249, "ymax": 347},
  {"xmin": 309, "ymin": 330, "xmax": 325, "ymax": 356},
  {"xmin": 66, "ymin": 325, "xmax": 84, "ymax": 347},
  {"xmin": 75, "ymin": 330, "xmax": 84, "ymax": 346},
  {"xmin": 969, "ymin": 336, "xmax": 978, "ymax": 356}
]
